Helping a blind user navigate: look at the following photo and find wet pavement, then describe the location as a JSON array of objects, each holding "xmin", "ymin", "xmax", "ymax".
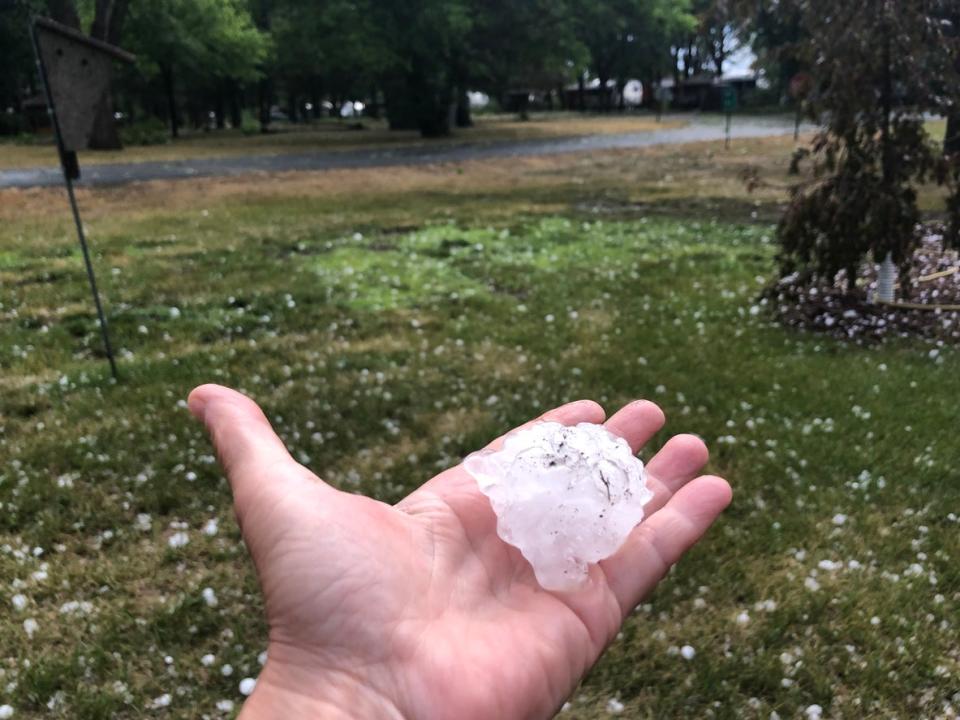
[{"xmin": 0, "ymin": 116, "xmax": 807, "ymax": 190}]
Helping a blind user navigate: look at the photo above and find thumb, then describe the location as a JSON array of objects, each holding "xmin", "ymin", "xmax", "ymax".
[{"xmin": 187, "ymin": 384, "xmax": 319, "ymax": 509}]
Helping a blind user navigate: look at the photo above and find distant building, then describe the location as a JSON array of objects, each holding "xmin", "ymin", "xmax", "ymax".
[
  {"xmin": 561, "ymin": 78, "xmax": 644, "ymax": 110},
  {"xmin": 658, "ymin": 72, "xmax": 758, "ymax": 111}
]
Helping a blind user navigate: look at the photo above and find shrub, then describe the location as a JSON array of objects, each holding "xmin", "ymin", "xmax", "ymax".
[{"xmin": 119, "ymin": 117, "xmax": 169, "ymax": 146}]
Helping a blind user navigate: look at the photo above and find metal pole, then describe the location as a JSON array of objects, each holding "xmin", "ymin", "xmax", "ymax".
[
  {"xmin": 64, "ymin": 173, "xmax": 119, "ymax": 379},
  {"xmin": 725, "ymin": 111, "xmax": 731, "ymax": 149},
  {"xmin": 30, "ymin": 18, "xmax": 119, "ymax": 380}
]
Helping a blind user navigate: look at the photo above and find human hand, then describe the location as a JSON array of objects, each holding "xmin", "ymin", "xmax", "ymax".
[{"xmin": 188, "ymin": 384, "xmax": 731, "ymax": 720}]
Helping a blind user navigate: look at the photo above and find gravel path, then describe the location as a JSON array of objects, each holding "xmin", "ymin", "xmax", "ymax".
[{"xmin": 0, "ymin": 116, "xmax": 806, "ymax": 190}]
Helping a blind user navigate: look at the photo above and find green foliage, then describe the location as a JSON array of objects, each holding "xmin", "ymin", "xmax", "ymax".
[
  {"xmin": 0, "ymin": 0, "xmax": 46, "ymax": 124},
  {"xmin": 463, "ymin": 0, "xmax": 585, "ymax": 104},
  {"xmin": 373, "ymin": 0, "xmax": 473, "ymax": 136},
  {"xmin": 240, "ymin": 110, "xmax": 260, "ymax": 135},
  {"xmin": 119, "ymin": 117, "xmax": 170, "ymax": 146},
  {"xmin": 272, "ymin": 0, "xmax": 390, "ymax": 101},
  {"xmin": 573, "ymin": 0, "xmax": 694, "ymax": 90},
  {"xmin": 735, "ymin": 0, "xmax": 807, "ymax": 99},
  {"xmin": 125, "ymin": 0, "xmax": 268, "ymax": 84},
  {"xmin": 777, "ymin": 1, "xmax": 960, "ymax": 284}
]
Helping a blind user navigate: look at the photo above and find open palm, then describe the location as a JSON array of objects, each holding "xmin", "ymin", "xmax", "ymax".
[{"xmin": 188, "ymin": 384, "xmax": 731, "ymax": 720}]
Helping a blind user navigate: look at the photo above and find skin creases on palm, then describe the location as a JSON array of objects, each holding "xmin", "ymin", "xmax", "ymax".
[{"xmin": 188, "ymin": 383, "xmax": 731, "ymax": 719}]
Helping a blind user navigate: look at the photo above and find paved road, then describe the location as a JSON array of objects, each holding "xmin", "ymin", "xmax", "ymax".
[{"xmin": 0, "ymin": 116, "xmax": 806, "ymax": 190}]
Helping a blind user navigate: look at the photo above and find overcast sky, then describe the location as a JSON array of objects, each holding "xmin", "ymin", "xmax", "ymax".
[{"xmin": 721, "ymin": 43, "xmax": 757, "ymax": 77}]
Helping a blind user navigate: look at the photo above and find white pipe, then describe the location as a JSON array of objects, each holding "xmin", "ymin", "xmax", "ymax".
[{"xmin": 877, "ymin": 252, "xmax": 896, "ymax": 303}]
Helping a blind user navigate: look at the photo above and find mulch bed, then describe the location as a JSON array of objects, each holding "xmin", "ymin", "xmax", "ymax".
[{"xmin": 763, "ymin": 225, "xmax": 960, "ymax": 344}]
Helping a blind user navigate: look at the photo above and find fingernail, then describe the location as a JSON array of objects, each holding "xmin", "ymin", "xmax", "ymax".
[{"xmin": 187, "ymin": 393, "xmax": 207, "ymax": 421}]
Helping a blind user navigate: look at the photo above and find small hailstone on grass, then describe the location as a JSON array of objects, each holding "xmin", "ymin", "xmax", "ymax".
[
  {"xmin": 203, "ymin": 518, "xmax": 219, "ymax": 537},
  {"xmin": 22, "ymin": 619, "xmax": 38, "ymax": 637},
  {"xmin": 680, "ymin": 645, "xmax": 696, "ymax": 660},
  {"xmin": 605, "ymin": 698, "xmax": 625, "ymax": 714},
  {"xmin": 463, "ymin": 422, "xmax": 652, "ymax": 592},
  {"xmin": 202, "ymin": 588, "xmax": 218, "ymax": 608},
  {"xmin": 167, "ymin": 531, "xmax": 189, "ymax": 549},
  {"xmin": 151, "ymin": 694, "xmax": 172, "ymax": 708},
  {"xmin": 221, "ymin": 664, "xmax": 233, "ymax": 677},
  {"xmin": 832, "ymin": 513, "xmax": 848, "ymax": 526},
  {"xmin": 805, "ymin": 704, "xmax": 823, "ymax": 719},
  {"xmin": 238, "ymin": 678, "xmax": 257, "ymax": 696},
  {"xmin": 201, "ymin": 654, "xmax": 216, "ymax": 667},
  {"xmin": 215, "ymin": 699, "xmax": 234, "ymax": 712},
  {"xmin": 11, "ymin": 594, "xmax": 27, "ymax": 612},
  {"xmin": 0, "ymin": 704, "xmax": 13, "ymax": 719}
]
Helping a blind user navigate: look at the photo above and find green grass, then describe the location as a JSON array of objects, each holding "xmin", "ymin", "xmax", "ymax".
[{"xmin": 0, "ymin": 137, "xmax": 958, "ymax": 719}]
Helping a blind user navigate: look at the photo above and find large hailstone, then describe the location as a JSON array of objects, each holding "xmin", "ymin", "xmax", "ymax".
[{"xmin": 464, "ymin": 421, "xmax": 653, "ymax": 591}]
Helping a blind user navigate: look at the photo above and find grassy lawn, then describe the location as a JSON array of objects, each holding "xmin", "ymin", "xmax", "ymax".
[
  {"xmin": 0, "ymin": 112, "xmax": 686, "ymax": 171},
  {"xmin": 0, "ymin": 135, "xmax": 957, "ymax": 719}
]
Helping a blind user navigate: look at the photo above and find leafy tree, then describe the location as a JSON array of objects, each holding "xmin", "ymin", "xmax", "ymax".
[
  {"xmin": 271, "ymin": 0, "xmax": 389, "ymax": 123},
  {"xmin": 777, "ymin": 0, "xmax": 960, "ymax": 288},
  {"xmin": 464, "ymin": 0, "xmax": 583, "ymax": 120},
  {"xmin": 0, "ymin": 0, "xmax": 45, "ymax": 133},
  {"xmin": 617, "ymin": 0, "xmax": 694, "ymax": 106},
  {"xmin": 372, "ymin": 0, "xmax": 472, "ymax": 137},
  {"xmin": 572, "ymin": 0, "xmax": 693, "ymax": 111},
  {"xmin": 735, "ymin": 0, "xmax": 806, "ymax": 101},
  {"xmin": 124, "ymin": 0, "xmax": 268, "ymax": 138},
  {"xmin": 694, "ymin": 0, "xmax": 741, "ymax": 76}
]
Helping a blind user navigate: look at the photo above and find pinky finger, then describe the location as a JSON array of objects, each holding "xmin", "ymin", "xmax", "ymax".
[{"xmin": 600, "ymin": 475, "xmax": 732, "ymax": 617}]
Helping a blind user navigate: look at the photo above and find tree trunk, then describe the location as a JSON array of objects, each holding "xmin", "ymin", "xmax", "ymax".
[
  {"xmin": 161, "ymin": 64, "xmax": 179, "ymax": 139},
  {"xmin": 413, "ymin": 73, "xmax": 453, "ymax": 137},
  {"xmin": 86, "ymin": 0, "xmax": 128, "ymax": 150},
  {"xmin": 384, "ymin": 77, "xmax": 419, "ymax": 130},
  {"xmin": 47, "ymin": 0, "xmax": 81, "ymax": 28},
  {"xmin": 597, "ymin": 74, "xmax": 610, "ymax": 112},
  {"xmin": 215, "ymin": 87, "xmax": 226, "ymax": 130},
  {"xmin": 880, "ymin": 12, "xmax": 893, "ymax": 187},
  {"xmin": 287, "ymin": 90, "xmax": 298, "ymax": 123},
  {"xmin": 106, "ymin": 0, "xmax": 129, "ymax": 45},
  {"xmin": 577, "ymin": 76, "xmax": 585, "ymax": 112},
  {"xmin": 946, "ymin": 113, "xmax": 960, "ymax": 157},
  {"xmin": 87, "ymin": 92, "xmax": 122, "ymax": 149},
  {"xmin": 311, "ymin": 84, "xmax": 322, "ymax": 119},
  {"xmin": 255, "ymin": 0, "xmax": 272, "ymax": 134},
  {"xmin": 258, "ymin": 76, "xmax": 272, "ymax": 133},
  {"xmin": 229, "ymin": 83, "xmax": 242, "ymax": 128},
  {"xmin": 366, "ymin": 86, "xmax": 380, "ymax": 119},
  {"xmin": 455, "ymin": 88, "xmax": 472, "ymax": 128},
  {"xmin": 90, "ymin": 0, "xmax": 113, "ymax": 40}
]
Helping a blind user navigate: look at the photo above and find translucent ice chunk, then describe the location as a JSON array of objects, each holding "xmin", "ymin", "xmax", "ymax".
[{"xmin": 464, "ymin": 421, "xmax": 652, "ymax": 591}]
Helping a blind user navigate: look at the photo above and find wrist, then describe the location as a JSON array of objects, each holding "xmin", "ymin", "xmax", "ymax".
[{"xmin": 239, "ymin": 646, "xmax": 406, "ymax": 720}]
